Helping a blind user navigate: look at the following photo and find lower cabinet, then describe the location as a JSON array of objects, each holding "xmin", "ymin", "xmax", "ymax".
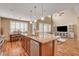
[
  {"xmin": 30, "ymin": 40, "xmax": 39, "ymax": 56},
  {"xmin": 21, "ymin": 36, "xmax": 30, "ymax": 55},
  {"xmin": 41, "ymin": 41, "xmax": 54, "ymax": 56},
  {"xmin": 21, "ymin": 37, "xmax": 39, "ymax": 56},
  {"xmin": 21, "ymin": 36, "xmax": 26, "ymax": 49},
  {"xmin": 25, "ymin": 38, "xmax": 30, "ymax": 55},
  {"xmin": 21, "ymin": 36, "xmax": 54, "ymax": 56}
]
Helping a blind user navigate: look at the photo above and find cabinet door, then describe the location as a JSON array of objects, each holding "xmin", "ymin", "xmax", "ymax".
[
  {"xmin": 24, "ymin": 39, "xmax": 27, "ymax": 50},
  {"xmin": 30, "ymin": 40, "xmax": 39, "ymax": 56},
  {"xmin": 21, "ymin": 37, "xmax": 24, "ymax": 48},
  {"xmin": 26, "ymin": 39, "xmax": 30, "ymax": 55},
  {"xmin": 21, "ymin": 36, "xmax": 26, "ymax": 49},
  {"xmin": 41, "ymin": 41, "xmax": 54, "ymax": 56}
]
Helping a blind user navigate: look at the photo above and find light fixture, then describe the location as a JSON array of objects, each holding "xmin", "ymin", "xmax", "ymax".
[
  {"xmin": 34, "ymin": 6, "xmax": 36, "ymax": 19},
  {"xmin": 33, "ymin": 6, "xmax": 38, "ymax": 22},
  {"xmin": 41, "ymin": 17, "xmax": 44, "ymax": 20},
  {"xmin": 41, "ymin": 4, "xmax": 44, "ymax": 20},
  {"xmin": 29, "ymin": 10, "xmax": 33, "ymax": 24},
  {"xmin": 56, "ymin": 10, "xmax": 64, "ymax": 16},
  {"xmin": 30, "ymin": 21, "xmax": 32, "ymax": 24},
  {"xmin": 34, "ymin": 19, "xmax": 37, "ymax": 23},
  {"xmin": 29, "ymin": 6, "xmax": 37, "ymax": 24},
  {"xmin": 10, "ymin": 9, "xmax": 14, "ymax": 11}
]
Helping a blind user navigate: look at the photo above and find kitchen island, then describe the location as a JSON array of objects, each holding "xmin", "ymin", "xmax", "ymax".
[
  {"xmin": 10, "ymin": 33, "xmax": 56, "ymax": 56},
  {"xmin": 21, "ymin": 33, "xmax": 56, "ymax": 56}
]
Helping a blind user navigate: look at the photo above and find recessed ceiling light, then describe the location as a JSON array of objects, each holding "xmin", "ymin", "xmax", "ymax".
[
  {"xmin": 10, "ymin": 9, "xmax": 14, "ymax": 11},
  {"xmin": 34, "ymin": 6, "xmax": 37, "ymax": 8}
]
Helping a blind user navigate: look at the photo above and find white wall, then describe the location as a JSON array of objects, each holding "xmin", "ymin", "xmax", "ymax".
[
  {"xmin": 52, "ymin": 8, "xmax": 79, "ymax": 39},
  {"xmin": 74, "ymin": 7, "xmax": 79, "ymax": 39},
  {"xmin": 53, "ymin": 8, "xmax": 77, "ymax": 26}
]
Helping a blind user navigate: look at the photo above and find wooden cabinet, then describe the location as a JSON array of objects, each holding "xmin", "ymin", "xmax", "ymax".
[
  {"xmin": 25, "ymin": 37, "xmax": 30, "ymax": 55},
  {"xmin": 30, "ymin": 40, "xmax": 39, "ymax": 56},
  {"xmin": 21, "ymin": 35, "xmax": 55, "ymax": 56},
  {"xmin": 21, "ymin": 36, "xmax": 25, "ymax": 49},
  {"xmin": 21, "ymin": 36, "xmax": 30, "ymax": 55},
  {"xmin": 10, "ymin": 34, "xmax": 21, "ymax": 42},
  {"xmin": 22, "ymin": 37, "xmax": 39, "ymax": 56},
  {"xmin": 41, "ymin": 41, "xmax": 54, "ymax": 56}
]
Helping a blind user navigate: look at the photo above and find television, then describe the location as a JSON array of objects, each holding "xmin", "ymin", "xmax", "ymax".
[{"xmin": 57, "ymin": 26, "xmax": 67, "ymax": 32}]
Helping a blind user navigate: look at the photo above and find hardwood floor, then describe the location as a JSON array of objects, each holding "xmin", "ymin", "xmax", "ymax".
[
  {"xmin": 1, "ymin": 38, "xmax": 79, "ymax": 56},
  {"xmin": 2, "ymin": 41, "xmax": 28, "ymax": 56},
  {"xmin": 55, "ymin": 38, "xmax": 79, "ymax": 56}
]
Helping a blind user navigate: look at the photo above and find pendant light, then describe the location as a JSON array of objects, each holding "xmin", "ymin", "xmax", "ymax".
[
  {"xmin": 34, "ymin": 19, "xmax": 37, "ymax": 23},
  {"xmin": 41, "ymin": 4, "xmax": 44, "ymax": 20},
  {"xmin": 30, "ymin": 6, "xmax": 37, "ymax": 24},
  {"xmin": 30, "ymin": 10, "xmax": 33, "ymax": 24},
  {"xmin": 34, "ymin": 6, "xmax": 37, "ymax": 23},
  {"xmin": 30, "ymin": 21, "xmax": 32, "ymax": 24}
]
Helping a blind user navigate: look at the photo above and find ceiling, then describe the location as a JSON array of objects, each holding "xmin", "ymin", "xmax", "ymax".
[{"xmin": 0, "ymin": 3, "xmax": 79, "ymax": 21}]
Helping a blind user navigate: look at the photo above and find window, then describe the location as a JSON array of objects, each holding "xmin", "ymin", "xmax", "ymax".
[
  {"xmin": 10, "ymin": 21, "xmax": 28, "ymax": 35},
  {"xmin": 44, "ymin": 24, "xmax": 51, "ymax": 32},
  {"xmin": 10, "ymin": 21, "xmax": 16, "ymax": 33},
  {"xmin": 39, "ymin": 23, "xmax": 51, "ymax": 34},
  {"xmin": 32, "ymin": 23, "xmax": 35, "ymax": 35},
  {"xmin": 39, "ymin": 23, "xmax": 44, "ymax": 33},
  {"xmin": 44, "ymin": 24, "xmax": 48, "ymax": 32}
]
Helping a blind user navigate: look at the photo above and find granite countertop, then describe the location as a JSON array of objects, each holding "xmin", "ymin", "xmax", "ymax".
[{"xmin": 23, "ymin": 33, "xmax": 57, "ymax": 43}]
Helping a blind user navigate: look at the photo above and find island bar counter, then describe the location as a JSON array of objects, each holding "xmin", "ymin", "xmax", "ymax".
[
  {"xmin": 10, "ymin": 33, "xmax": 56, "ymax": 56},
  {"xmin": 21, "ymin": 33, "xmax": 56, "ymax": 56}
]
